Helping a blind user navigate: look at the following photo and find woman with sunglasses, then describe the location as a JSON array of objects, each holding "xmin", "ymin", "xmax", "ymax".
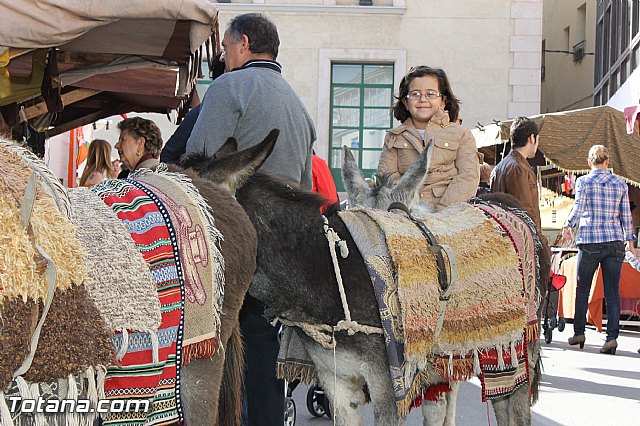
[{"xmin": 377, "ymin": 66, "xmax": 479, "ymax": 210}]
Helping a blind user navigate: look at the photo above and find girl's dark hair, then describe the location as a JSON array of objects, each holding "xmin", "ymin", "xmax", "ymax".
[
  {"xmin": 392, "ymin": 66, "xmax": 461, "ymax": 123},
  {"xmin": 117, "ymin": 117, "xmax": 163, "ymax": 158}
]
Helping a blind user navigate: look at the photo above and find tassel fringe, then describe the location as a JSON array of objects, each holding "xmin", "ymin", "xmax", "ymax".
[
  {"xmin": 276, "ymin": 362, "xmax": 316, "ymax": 385},
  {"xmin": 66, "ymin": 375, "xmax": 79, "ymax": 426},
  {"xmin": 182, "ymin": 338, "xmax": 217, "ymax": 366},
  {"xmin": 96, "ymin": 365, "xmax": 107, "ymax": 401},
  {"xmin": 0, "ymin": 391, "xmax": 15, "ymax": 426},
  {"xmin": 151, "ymin": 331, "xmax": 160, "ymax": 364},
  {"xmin": 497, "ymin": 344, "xmax": 506, "ymax": 370},
  {"xmin": 115, "ymin": 329, "xmax": 129, "ymax": 361}
]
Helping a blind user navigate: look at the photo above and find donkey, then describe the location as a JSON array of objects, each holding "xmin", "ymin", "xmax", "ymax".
[
  {"xmin": 0, "ymin": 136, "xmax": 273, "ymax": 426},
  {"xmin": 341, "ymin": 145, "xmax": 549, "ymax": 425},
  {"xmin": 185, "ymin": 131, "xmax": 550, "ymax": 426}
]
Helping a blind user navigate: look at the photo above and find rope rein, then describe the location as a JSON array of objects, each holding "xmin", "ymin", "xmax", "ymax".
[
  {"xmin": 323, "ymin": 215, "xmax": 352, "ymax": 322},
  {"xmin": 276, "ymin": 215, "xmax": 383, "ymax": 349}
]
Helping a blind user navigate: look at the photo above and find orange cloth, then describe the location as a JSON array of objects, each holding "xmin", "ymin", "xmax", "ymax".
[
  {"xmin": 558, "ymin": 256, "xmax": 640, "ymax": 331},
  {"xmin": 312, "ymin": 154, "xmax": 338, "ymax": 212}
]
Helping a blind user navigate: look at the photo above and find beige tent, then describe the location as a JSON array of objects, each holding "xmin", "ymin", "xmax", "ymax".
[
  {"xmin": 473, "ymin": 105, "xmax": 640, "ymax": 187},
  {"xmin": 0, "ymin": 0, "xmax": 218, "ymax": 137}
]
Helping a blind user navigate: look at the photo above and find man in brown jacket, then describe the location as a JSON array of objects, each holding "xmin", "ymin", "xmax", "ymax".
[{"xmin": 490, "ymin": 116, "xmax": 542, "ymax": 229}]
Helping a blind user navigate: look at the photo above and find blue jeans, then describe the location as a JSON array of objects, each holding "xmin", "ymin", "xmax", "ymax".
[{"xmin": 574, "ymin": 241, "xmax": 625, "ymax": 341}]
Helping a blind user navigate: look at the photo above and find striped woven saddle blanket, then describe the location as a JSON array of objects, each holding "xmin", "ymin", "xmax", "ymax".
[
  {"xmin": 1, "ymin": 136, "xmax": 226, "ymax": 425},
  {"xmin": 339, "ymin": 201, "xmax": 541, "ymax": 411}
]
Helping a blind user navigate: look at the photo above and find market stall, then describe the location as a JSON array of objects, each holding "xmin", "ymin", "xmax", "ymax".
[
  {"xmin": 472, "ymin": 105, "xmax": 640, "ymax": 328},
  {"xmin": 0, "ymin": 0, "xmax": 219, "ymax": 138}
]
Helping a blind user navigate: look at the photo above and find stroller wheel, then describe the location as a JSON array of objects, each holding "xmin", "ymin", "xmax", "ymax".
[
  {"xmin": 322, "ymin": 392, "xmax": 332, "ymax": 418},
  {"xmin": 306, "ymin": 385, "xmax": 326, "ymax": 417},
  {"xmin": 284, "ymin": 397, "xmax": 296, "ymax": 426},
  {"xmin": 557, "ymin": 317, "xmax": 566, "ymax": 332},
  {"xmin": 544, "ymin": 327, "xmax": 553, "ymax": 344}
]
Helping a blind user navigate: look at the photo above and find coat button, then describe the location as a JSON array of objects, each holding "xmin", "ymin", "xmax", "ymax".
[
  {"xmin": 444, "ymin": 142, "xmax": 449, "ymax": 147},
  {"xmin": 403, "ymin": 143, "xmax": 407, "ymax": 147}
]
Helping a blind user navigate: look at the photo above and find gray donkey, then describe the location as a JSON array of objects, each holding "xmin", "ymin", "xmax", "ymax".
[
  {"xmin": 185, "ymin": 132, "xmax": 549, "ymax": 426},
  {"xmin": 341, "ymin": 144, "xmax": 548, "ymax": 425}
]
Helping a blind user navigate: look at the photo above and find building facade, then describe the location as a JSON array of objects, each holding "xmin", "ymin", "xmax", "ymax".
[
  {"xmin": 540, "ymin": 0, "xmax": 596, "ymax": 112},
  {"xmin": 597, "ymin": 0, "xmax": 640, "ymax": 109},
  {"xmin": 208, "ymin": 0, "xmax": 542, "ymax": 188}
]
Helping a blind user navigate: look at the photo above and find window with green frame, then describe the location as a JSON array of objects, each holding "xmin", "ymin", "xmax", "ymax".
[{"xmin": 328, "ymin": 63, "xmax": 395, "ymax": 191}]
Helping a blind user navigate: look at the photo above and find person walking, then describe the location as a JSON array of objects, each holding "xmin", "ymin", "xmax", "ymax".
[
  {"xmin": 185, "ymin": 13, "xmax": 316, "ymax": 426},
  {"xmin": 562, "ymin": 145, "xmax": 635, "ymax": 355},
  {"xmin": 490, "ymin": 116, "xmax": 542, "ymax": 230}
]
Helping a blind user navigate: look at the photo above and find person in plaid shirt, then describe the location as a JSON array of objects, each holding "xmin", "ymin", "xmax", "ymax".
[{"xmin": 562, "ymin": 145, "xmax": 636, "ymax": 355}]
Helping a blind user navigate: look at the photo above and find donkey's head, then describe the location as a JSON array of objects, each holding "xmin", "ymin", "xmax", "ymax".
[
  {"xmin": 341, "ymin": 142, "xmax": 432, "ymax": 210},
  {"xmin": 181, "ymin": 129, "xmax": 279, "ymax": 194}
]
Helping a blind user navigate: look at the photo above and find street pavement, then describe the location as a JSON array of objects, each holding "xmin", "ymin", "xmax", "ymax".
[{"xmin": 290, "ymin": 324, "xmax": 640, "ymax": 425}]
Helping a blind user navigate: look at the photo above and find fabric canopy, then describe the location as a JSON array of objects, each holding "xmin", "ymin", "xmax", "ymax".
[
  {"xmin": 472, "ymin": 106, "xmax": 640, "ymax": 187},
  {"xmin": 0, "ymin": 0, "xmax": 218, "ymax": 137},
  {"xmin": 0, "ymin": 0, "xmax": 217, "ymax": 54}
]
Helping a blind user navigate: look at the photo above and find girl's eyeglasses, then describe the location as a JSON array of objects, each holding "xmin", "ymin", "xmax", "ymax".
[{"xmin": 406, "ymin": 90, "xmax": 441, "ymax": 101}]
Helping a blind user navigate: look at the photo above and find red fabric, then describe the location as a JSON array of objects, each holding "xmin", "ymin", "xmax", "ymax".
[
  {"xmin": 408, "ymin": 382, "xmax": 452, "ymax": 410},
  {"xmin": 312, "ymin": 154, "xmax": 338, "ymax": 212}
]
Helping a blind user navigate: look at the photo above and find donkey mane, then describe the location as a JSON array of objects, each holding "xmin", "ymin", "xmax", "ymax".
[{"xmin": 243, "ymin": 172, "xmax": 329, "ymax": 211}]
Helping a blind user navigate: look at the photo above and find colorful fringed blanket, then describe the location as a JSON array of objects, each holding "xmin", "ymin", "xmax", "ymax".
[
  {"xmin": 93, "ymin": 179, "xmax": 185, "ymax": 425},
  {"xmin": 130, "ymin": 165, "xmax": 225, "ymax": 364},
  {"xmin": 339, "ymin": 201, "xmax": 540, "ymax": 414}
]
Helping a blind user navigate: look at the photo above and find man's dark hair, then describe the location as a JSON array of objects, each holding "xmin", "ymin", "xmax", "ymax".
[
  {"xmin": 392, "ymin": 66, "xmax": 461, "ymax": 123},
  {"xmin": 227, "ymin": 13, "xmax": 279, "ymax": 59},
  {"xmin": 509, "ymin": 116, "xmax": 538, "ymax": 148}
]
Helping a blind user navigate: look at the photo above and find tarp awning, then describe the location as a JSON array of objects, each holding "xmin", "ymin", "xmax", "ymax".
[
  {"xmin": 0, "ymin": 0, "xmax": 218, "ymax": 137},
  {"xmin": 472, "ymin": 106, "xmax": 640, "ymax": 187}
]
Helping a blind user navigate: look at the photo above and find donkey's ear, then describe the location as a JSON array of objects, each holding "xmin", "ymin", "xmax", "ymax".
[
  {"xmin": 341, "ymin": 145, "xmax": 370, "ymax": 204},
  {"xmin": 214, "ymin": 137, "xmax": 238, "ymax": 159},
  {"xmin": 193, "ymin": 129, "xmax": 279, "ymax": 194},
  {"xmin": 392, "ymin": 140, "xmax": 432, "ymax": 204}
]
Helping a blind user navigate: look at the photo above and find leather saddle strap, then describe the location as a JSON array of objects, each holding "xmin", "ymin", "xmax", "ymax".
[{"xmin": 387, "ymin": 202, "xmax": 451, "ymax": 296}]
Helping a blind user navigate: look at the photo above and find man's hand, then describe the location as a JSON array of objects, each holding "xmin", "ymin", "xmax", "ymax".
[{"xmin": 562, "ymin": 226, "xmax": 573, "ymax": 241}]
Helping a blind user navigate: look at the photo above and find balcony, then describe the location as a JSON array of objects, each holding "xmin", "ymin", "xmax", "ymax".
[{"xmin": 573, "ymin": 40, "xmax": 586, "ymax": 62}]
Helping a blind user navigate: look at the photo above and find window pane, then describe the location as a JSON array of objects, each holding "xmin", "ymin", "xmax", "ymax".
[
  {"xmin": 331, "ymin": 148, "xmax": 351, "ymax": 169},
  {"xmin": 364, "ymin": 87, "xmax": 392, "ymax": 107},
  {"xmin": 364, "ymin": 65, "xmax": 393, "ymax": 84},
  {"xmin": 333, "ymin": 64, "xmax": 362, "ymax": 84},
  {"xmin": 362, "ymin": 150, "xmax": 382, "ymax": 170},
  {"xmin": 363, "ymin": 108, "xmax": 391, "ymax": 127},
  {"xmin": 333, "ymin": 87, "xmax": 360, "ymax": 107},
  {"xmin": 332, "ymin": 108, "xmax": 360, "ymax": 127},
  {"xmin": 332, "ymin": 129, "xmax": 360, "ymax": 148},
  {"xmin": 363, "ymin": 129, "xmax": 386, "ymax": 149}
]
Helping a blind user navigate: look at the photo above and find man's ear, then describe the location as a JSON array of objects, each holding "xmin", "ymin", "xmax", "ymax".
[{"xmin": 242, "ymin": 34, "xmax": 250, "ymax": 52}]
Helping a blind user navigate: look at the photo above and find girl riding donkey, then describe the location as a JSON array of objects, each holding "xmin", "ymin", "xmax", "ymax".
[{"xmin": 184, "ymin": 130, "xmax": 550, "ymax": 426}]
